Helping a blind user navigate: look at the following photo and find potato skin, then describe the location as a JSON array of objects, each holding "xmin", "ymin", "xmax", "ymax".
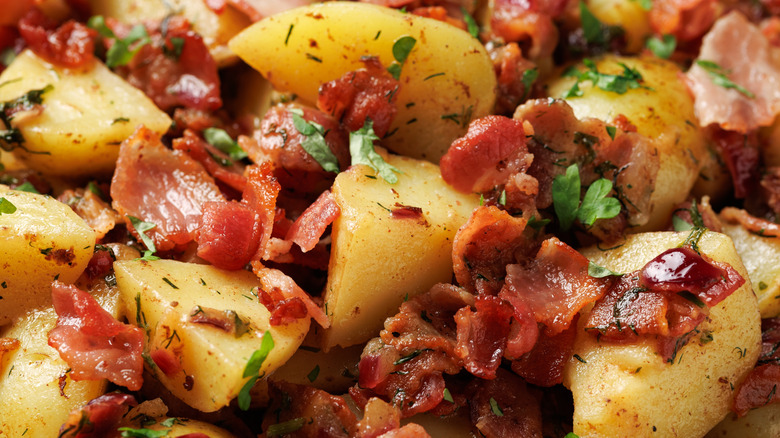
[
  {"xmin": 568, "ymin": 232, "xmax": 762, "ymax": 438},
  {"xmin": 0, "ymin": 50, "xmax": 171, "ymax": 178},
  {"xmin": 0, "ymin": 185, "xmax": 95, "ymax": 325},
  {"xmin": 229, "ymin": 1, "xmax": 496, "ymax": 162},
  {"xmin": 546, "ymin": 55, "xmax": 707, "ymax": 231}
]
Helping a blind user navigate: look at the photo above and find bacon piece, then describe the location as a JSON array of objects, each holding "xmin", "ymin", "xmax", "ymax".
[
  {"xmin": 58, "ymin": 393, "xmax": 137, "ymax": 438},
  {"xmin": 204, "ymin": 0, "xmax": 227, "ymax": 12},
  {"xmin": 111, "ymin": 16, "xmax": 221, "ymax": 111},
  {"xmin": 84, "ymin": 246, "xmax": 115, "ymax": 281},
  {"xmin": 228, "ymin": 0, "xmax": 314, "ymax": 21},
  {"xmin": 411, "ymin": 6, "xmax": 467, "ymax": 30},
  {"xmin": 18, "ymin": 8, "xmax": 96, "ymax": 68},
  {"xmin": 649, "ymin": 0, "xmax": 718, "ymax": 43},
  {"xmin": 59, "ymin": 189, "xmax": 121, "ymax": 241},
  {"xmin": 504, "ymin": 238, "xmax": 611, "ymax": 335},
  {"xmin": 708, "ymin": 128, "xmax": 760, "ymax": 198},
  {"xmin": 721, "ymin": 207, "xmax": 780, "ymax": 237},
  {"xmin": 355, "ymin": 397, "xmax": 402, "ymax": 438},
  {"xmin": 173, "ymin": 130, "xmax": 247, "ymax": 194},
  {"xmin": 111, "ymin": 126, "xmax": 224, "ymax": 252},
  {"xmin": 0, "ymin": 0, "xmax": 33, "ymax": 27},
  {"xmin": 686, "ymin": 12, "xmax": 780, "ymax": 133},
  {"xmin": 253, "ymin": 264, "xmax": 329, "ymax": 328},
  {"xmin": 440, "ymin": 116, "xmax": 530, "ymax": 194},
  {"xmin": 196, "ymin": 201, "xmax": 260, "ymax": 270},
  {"xmin": 454, "ymin": 295, "xmax": 513, "ymax": 379},
  {"xmin": 733, "ymin": 364, "xmax": 780, "ymax": 416},
  {"xmin": 48, "ymin": 281, "xmax": 144, "ymax": 391},
  {"xmin": 258, "ymin": 287, "xmax": 308, "ymax": 326},
  {"xmin": 489, "ymin": 0, "xmax": 563, "ymax": 59},
  {"xmin": 489, "ymin": 43, "xmax": 538, "ymax": 115},
  {"xmin": 510, "ymin": 315, "xmax": 579, "ymax": 387},
  {"xmin": 286, "ymin": 190, "xmax": 340, "ymax": 252},
  {"xmin": 376, "ymin": 423, "xmax": 431, "ymax": 438},
  {"xmin": 497, "ymin": 287, "xmax": 539, "ymax": 360},
  {"xmin": 244, "ymin": 162, "xmax": 281, "ymax": 261},
  {"xmin": 669, "ymin": 197, "xmax": 723, "ymax": 232},
  {"xmin": 452, "ymin": 206, "xmax": 532, "ymax": 295},
  {"xmin": 318, "ymin": 56, "xmax": 399, "ymax": 137},
  {"xmin": 467, "ymin": 369, "xmax": 543, "ymax": 437},
  {"xmin": 248, "ymin": 104, "xmax": 349, "ymax": 196},
  {"xmin": 263, "ymin": 381, "xmax": 358, "ymax": 437},
  {"xmin": 150, "ymin": 348, "xmax": 181, "ymax": 376}
]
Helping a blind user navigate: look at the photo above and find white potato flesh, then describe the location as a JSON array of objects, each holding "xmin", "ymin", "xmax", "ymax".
[
  {"xmin": 0, "ymin": 284, "xmax": 121, "ymax": 438},
  {"xmin": 569, "ymin": 231, "xmax": 762, "ymax": 438},
  {"xmin": 0, "ymin": 185, "xmax": 95, "ymax": 326},
  {"xmin": 114, "ymin": 259, "xmax": 310, "ymax": 412},
  {"xmin": 320, "ymin": 154, "xmax": 479, "ymax": 350},
  {"xmin": 0, "ymin": 50, "xmax": 171, "ymax": 178},
  {"xmin": 229, "ymin": 1, "xmax": 496, "ymax": 162},
  {"xmin": 721, "ymin": 223, "xmax": 780, "ymax": 318}
]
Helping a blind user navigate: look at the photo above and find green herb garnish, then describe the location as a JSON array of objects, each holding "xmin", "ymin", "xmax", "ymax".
[
  {"xmin": 350, "ymin": 119, "xmax": 400, "ymax": 183},
  {"xmin": 289, "ymin": 108, "xmax": 340, "ymax": 173},
  {"xmin": 695, "ymin": 60, "xmax": 754, "ymax": 98}
]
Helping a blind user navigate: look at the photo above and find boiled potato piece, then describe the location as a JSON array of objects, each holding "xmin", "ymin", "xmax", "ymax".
[
  {"xmin": 114, "ymin": 259, "xmax": 310, "ymax": 412},
  {"xmin": 546, "ymin": 55, "xmax": 707, "ymax": 231},
  {"xmin": 0, "ymin": 185, "xmax": 95, "ymax": 326},
  {"xmin": 321, "ymin": 154, "xmax": 480, "ymax": 350},
  {"xmin": 0, "ymin": 50, "xmax": 171, "ymax": 178},
  {"xmin": 705, "ymin": 404, "xmax": 780, "ymax": 437},
  {"xmin": 585, "ymin": 0, "xmax": 651, "ymax": 53},
  {"xmin": 271, "ymin": 344, "xmax": 361, "ymax": 393},
  {"xmin": 568, "ymin": 231, "xmax": 761, "ymax": 438},
  {"xmin": 0, "ymin": 283, "xmax": 122, "ymax": 438},
  {"xmin": 88, "ymin": 0, "xmax": 251, "ymax": 66},
  {"xmin": 720, "ymin": 223, "xmax": 780, "ymax": 318},
  {"xmin": 229, "ymin": 1, "xmax": 496, "ymax": 162}
]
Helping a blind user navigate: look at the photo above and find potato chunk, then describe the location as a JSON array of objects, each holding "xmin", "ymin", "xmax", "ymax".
[
  {"xmin": 546, "ymin": 56, "xmax": 706, "ymax": 231},
  {"xmin": 567, "ymin": 231, "xmax": 761, "ymax": 437},
  {"xmin": 0, "ymin": 185, "xmax": 95, "ymax": 325},
  {"xmin": 229, "ymin": 1, "xmax": 496, "ymax": 162},
  {"xmin": 320, "ymin": 154, "xmax": 479, "ymax": 349},
  {"xmin": 0, "ymin": 284, "xmax": 121, "ymax": 438},
  {"xmin": 0, "ymin": 50, "xmax": 171, "ymax": 177},
  {"xmin": 114, "ymin": 259, "xmax": 310, "ymax": 412},
  {"xmin": 721, "ymin": 223, "xmax": 780, "ymax": 318}
]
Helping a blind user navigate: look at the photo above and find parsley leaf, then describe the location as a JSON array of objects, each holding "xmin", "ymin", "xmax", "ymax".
[
  {"xmin": 580, "ymin": 1, "xmax": 605, "ymax": 45},
  {"xmin": 307, "ymin": 364, "xmax": 320, "ymax": 382},
  {"xmin": 588, "ymin": 261, "xmax": 622, "ymax": 278},
  {"xmin": 88, "ymin": 16, "xmax": 150, "ymax": 68},
  {"xmin": 289, "ymin": 108, "xmax": 340, "ymax": 173},
  {"xmin": 646, "ymin": 34, "xmax": 676, "ymax": 59},
  {"xmin": 606, "ymin": 125, "xmax": 617, "ymax": 140},
  {"xmin": 552, "ymin": 164, "xmax": 621, "ymax": 230},
  {"xmin": 266, "ymin": 418, "xmax": 307, "ymax": 437},
  {"xmin": 238, "ymin": 331, "xmax": 275, "ymax": 411},
  {"xmin": 387, "ymin": 36, "xmax": 416, "ymax": 80},
  {"xmin": 117, "ymin": 427, "xmax": 169, "ymax": 438},
  {"xmin": 461, "ymin": 7, "xmax": 480, "ymax": 38},
  {"xmin": 14, "ymin": 181, "xmax": 38, "ymax": 193},
  {"xmin": 203, "ymin": 127, "xmax": 247, "ymax": 162},
  {"xmin": 695, "ymin": 60, "xmax": 755, "ymax": 98},
  {"xmin": 564, "ymin": 59, "xmax": 652, "ymax": 98},
  {"xmin": 489, "ymin": 397, "xmax": 504, "ymax": 416},
  {"xmin": 443, "ymin": 388, "xmax": 454, "ymax": 403},
  {"xmin": 127, "ymin": 216, "xmax": 159, "ymax": 260},
  {"xmin": 521, "ymin": 68, "xmax": 539, "ymax": 100},
  {"xmin": 0, "ymin": 197, "xmax": 16, "ymax": 215},
  {"xmin": 350, "ymin": 119, "xmax": 401, "ymax": 183},
  {"xmin": 578, "ymin": 178, "xmax": 621, "ymax": 226}
]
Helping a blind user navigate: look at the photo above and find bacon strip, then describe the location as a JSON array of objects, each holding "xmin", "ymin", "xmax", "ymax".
[
  {"xmin": 196, "ymin": 201, "xmax": 260, "ymax": 270},
  {"xmin": 286, "ymin": 190, "xmax": 341, "ymax": 252},
  {"xmin": 18, "ymin": 8, "xmax": 96, "ymax": 68},
  {"xmin": 58, "ymin": 393, "xmax": 138, "ymax": 438},
  {"xmin": 252, "ymin": 264, "xmax": 329, "ymax": 328},
  {"xmin": 48, "ymin": 281, "xmax": 145, "ymax": 391}
]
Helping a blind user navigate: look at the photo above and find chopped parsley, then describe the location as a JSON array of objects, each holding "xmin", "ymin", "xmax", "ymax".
[
  {"xmin": 289, "ymin": 108, "xmax": 340, "ymax": 173},
  {"xmin": 489, "ymin": 397, "xmax": 504, "ymax": 416},
  {"xmin": 606, "ymin": 125, "xmax": 617, "ymax": 140},
  {"xmin": 646, "ymin": 34, "xmax": 676, "ymax": 59},
  {"xmin": 266, "ymin": 417, "xmax": 306, "ymax": 437},
  {"xmin": 579, "ymin": 1, "xmax": 625, "ymax": 49},
  {"xmin": 521, "ymin": 68, "xmax": 539, "ymax": 100},
  {"xmin": 127, "ymin": 216, "xmax": 160, "ymax": 260},
  {"xmin": 117, "ymin": 427, "xmax": 169, "ymax": 438},
  {"xmin": 350, "ymin": 119, "xmax": 401, "ymax": 183},
  {"xmin": 387, "ymin": 36, "xmax": 416, "ymax": 80},
  {"xmin": 588, "ymin": 261, "xmax": 622, "ymax": 278},
  {"xmin": 162, "ymin": 36, "xmax": 185, "ymax": 60},
  {"xmin": 552, "ymin": 163, "xmax": 621, "ymax": 230},
  {"xmin": 88, "ymin": 16, "xmax": 150, "ymax": 68},
  {"xmin": 443, "ymin": 387, "xmax": 454, "ymax": 403},
  {"xmin": 203, "ymin": 127, "xmax": 247, "ymax": 162},
  {"xmin": 307, "ymin": 364, "xmax": 320, "ymax": 382},
  {"xmin": 695, "ymin": 60, "xmax": 755, "ymax": 98},
  {"xmin": 238, "ymin": 331, "xmax": 275, "ymax": 410},
  {"xmin": 0, "ymin": 197, "xmax": 16, "ymax": 215},
  {"xmin": 0, "ymin": 85, "xmax": 53, "ymax": 153},
  {"xmin": 563, "ymin": 59, "xmax": 652, "ymax": 98},
  {"xmin": 461, "ymin": 7, "xmax": 480, "ymax": 39}
]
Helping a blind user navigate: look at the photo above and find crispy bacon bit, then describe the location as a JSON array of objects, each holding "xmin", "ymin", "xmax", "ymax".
[
  {"xmin": 196, "ymin": 201, "xmax": 260, "ymax": 270},
  {"xmin": 84, "ymin": 247, "xmax": 115, "ymax": 280},
  {"xmin": 467, "ymin": 369, "xmax": 543, "ymax": 437},
  {"xmin": 452, "ymin": 206, "xmax": 533, "ymax": 295},
  {"xmin": 733, "ymin": 363, "xmax": 780, "ymax": 416},
  {"xmin": 489, "ymin": 42, "xmax": 538, "ymax": 115},
  {"xmin": 411, "ymin": 6, "xmax": 466, "ymax": 30},
  {"xmin": 504, "ymin": 238, "xmax": 612, "ymax": 335},
  {"xmin": 253, "ymin": 264, "xmax": 329, "ymax": 328},
  {"xmin": 489, "ymin": 0, "xmax": 563, "ymax": 59},
  {"xmin": 708, "ymin": 128, "xmax": 760, "ymax": 199},
  {"xmin": 150, "ymin": 348, "xmax": 181, "ymax": 376},
  {"xmin": 669, "ymin": 197, "xmax": 722, "ymax": 232},
  {"xmin": 649, "ymin": 0, "xmax": 718, "ymax": 43},
  {"xmin": 720, "ymin": 207, "xmax": 780, "ymax": 237},
  {"xmin": 173, "ymin": 130, "xmax": 247, "ymax": 194},
  {"xmin": 48, "ymin": 281, "xmax": 145, "ymax": 391},
  {"xmin": 286, "ymin": 190, "xmax": 341, "ymax": 252},
  {"xmin": 454, "ymin": 295, "xmax": 513, "ymax": 379},
  {"xmin": 762, "ymin": 166, "xmax": 780, "ymax": 216},
  {"xmin": 58, "ymin": 393, "xmax": 137, "ymax": 438},
  {"xmin": 440, "ymin": 115, "xmax": 531, "ymax": 194},
  {"xmin": 18, "ymin": 8, "xmax": 96, "ymax": 68},
  {"xmin": 355, "ymin": 397, "xmax": 402, "ymax": 438},
  {"xmin": 244, "ymin": 162, "xmax": 281, "ymax": 261},
  {"xmin": 686, "ymin": 12, "xmax": 780, "ymax": 133},
  {"xmin": 317, "ymin": 56, "xmax": 399, "ymax": 137},
  {"xmin": 59, "ymin": 189, "xmax": 121, "ymax": 240},
  {"xmin": 189, "ymin": 306, "xmax": 238, "ymax": 333},
  {"xmin": 110, "ymin": 16, "xmax": 221, "ymax": 111},
  {"xmin": 111, "ymin": 126, "xmax": 224, "ymax": 252},
  {"xmin": 263, "ymin": 381, "xmax": 358, "ymax": 437},
  {"xmin": 510, "ymin": 315, "xmax": 579, "ymax": 387},
  {"xmin": 258, "ymin": 287, "xmax": 309, "ymax": 326}
]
